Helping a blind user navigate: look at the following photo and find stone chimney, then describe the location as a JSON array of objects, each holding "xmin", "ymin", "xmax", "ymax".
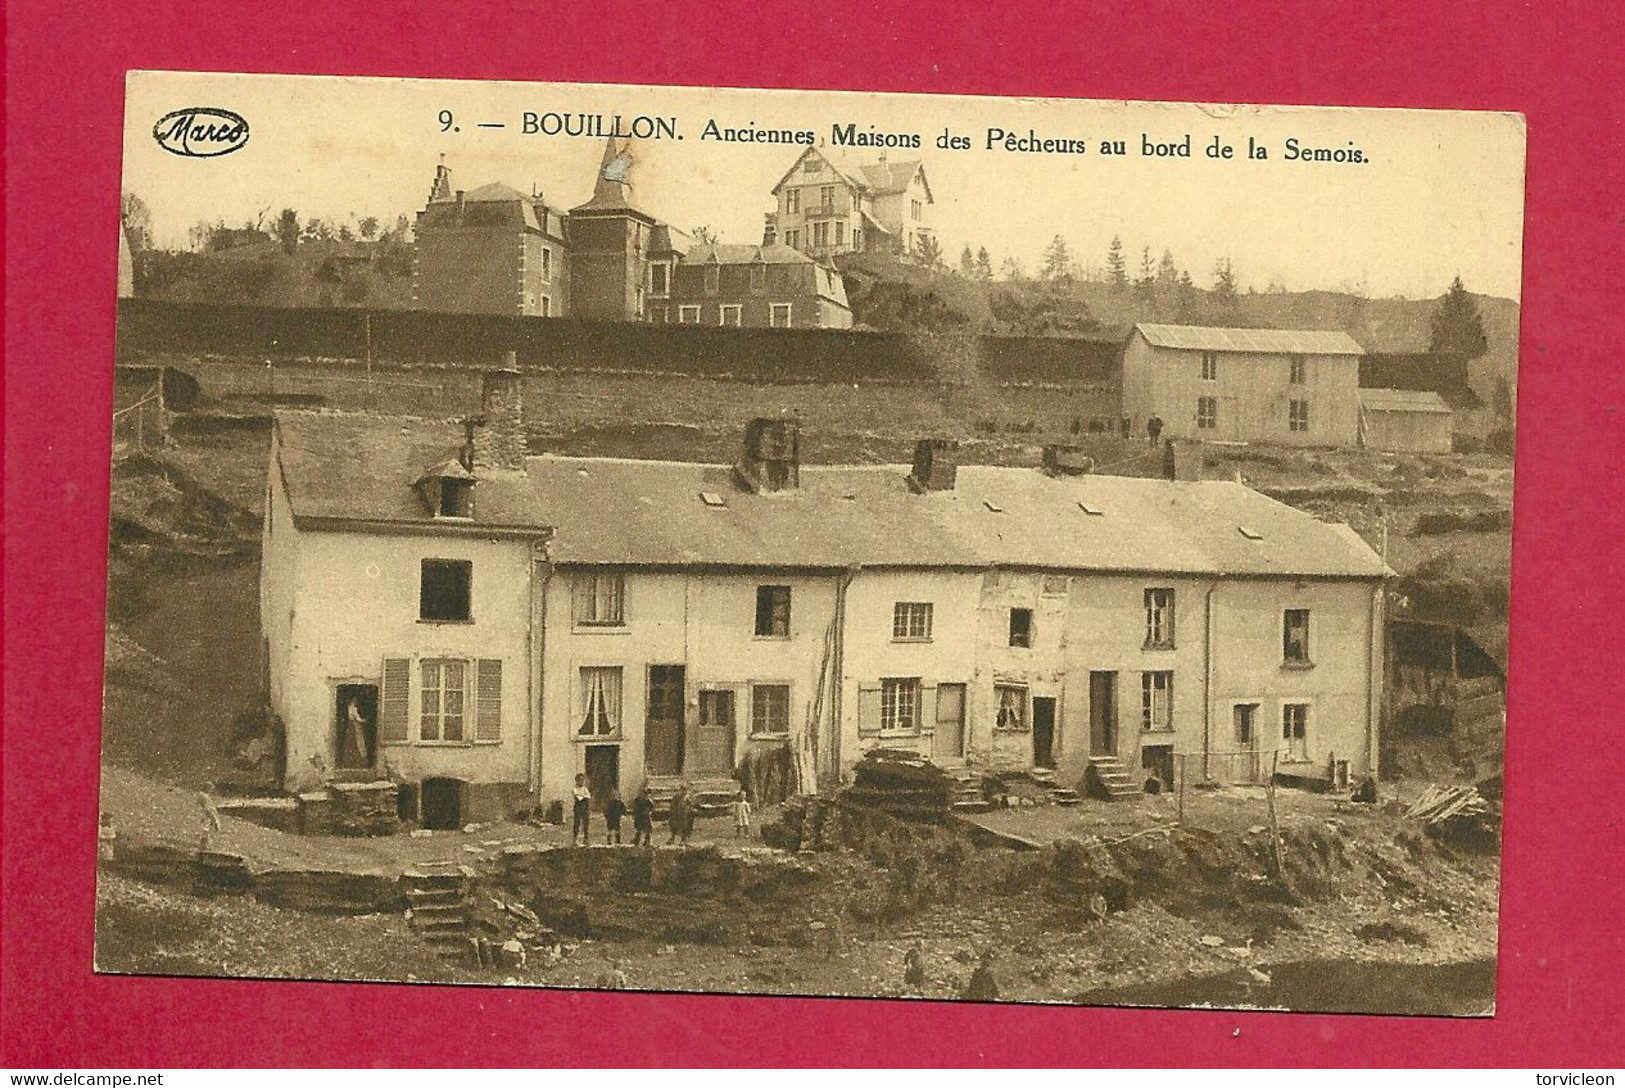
[
  {"xmin": 470, "ymin": 356, "xmax": 526, "ymax": 473},
  {"xmin": 735, "ymin": 417, "xmax": 801, "ymax": 493},
  {"xmin": 1041, "ymin": 444, "xmax": 1095, "ymax": 477},
  {"xmin": 763, "ymin": 212, "xmax": 779, "ymax": 247},
  {"xmin": 1162, "ymin": 438, "xmax": 1203, "ymax": 482},
  {"xmin": 454, "ymin": 189, "xmax": 466, "ymax": 215},
  {"xmin": 908, "ymin": 438, "xmax": 959, "ymax": 492}
]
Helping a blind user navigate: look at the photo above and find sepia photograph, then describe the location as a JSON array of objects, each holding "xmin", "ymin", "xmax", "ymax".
[{"xmin": 96, "ymin": 71, "xmax": 1525, "ymax": 1017}]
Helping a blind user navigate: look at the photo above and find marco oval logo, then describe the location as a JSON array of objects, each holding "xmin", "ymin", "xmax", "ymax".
[{"xmin": 153, "ymin": 107, "xmax": 250, "ymax": 158}]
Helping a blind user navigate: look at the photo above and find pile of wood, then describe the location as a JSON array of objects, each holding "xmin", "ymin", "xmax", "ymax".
[
  {"xmin": 841, "ymin": 748, "xmax": 956, "ymax": 817},
  {"xmin": 1405, "ymin": 784, "xmax": 1499, "ymax": 848}
]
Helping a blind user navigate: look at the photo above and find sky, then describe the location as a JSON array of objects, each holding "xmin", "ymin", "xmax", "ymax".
[{"xmin": 123, "ymin": 72, "xmax": 1527, "ymax": 301}]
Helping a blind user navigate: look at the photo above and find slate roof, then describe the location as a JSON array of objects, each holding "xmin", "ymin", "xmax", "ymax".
[
  {"xmin": 274, "ymin": 411, "xmax": 1387, "ymax": 579},
  {"xmin": 1359, "ymin": 389, "xmax": 1453, "ymax": 415},
  {"xmin": 1135, "ymin": 324, "xmax": 1364, "ymax": 356},
  {"xmin": 681, "ymin": 243, "xmax": 816, "ymax": 266}
]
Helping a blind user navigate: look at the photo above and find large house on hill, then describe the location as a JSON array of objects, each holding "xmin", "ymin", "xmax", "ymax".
[
  {"xmin": 262, "ymin": 368, "xmax": 1389, "ymax": 830},
  {"xmin": 766, "ymin": 146, "xmax": 935, "ymax": 261},
  {"xmin": 413, "ymin": 140, "xmax": 851, "ymax": 328}
]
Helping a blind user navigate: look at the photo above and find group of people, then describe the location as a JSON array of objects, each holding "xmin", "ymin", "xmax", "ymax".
[{"xmin": 570, "ymin": 775, "xmax": 754, "ymax": 847}]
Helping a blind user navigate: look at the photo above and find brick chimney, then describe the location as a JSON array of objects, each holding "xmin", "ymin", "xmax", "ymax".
[
  {"xmin": 1162, "ymin": 438, "xmax": 1203, "ymax": 482},
  {"xmin": 470, "ymin": 356, "xmax": 526, "ymax": 473},
  {"xmin": 763, "ymin": 212, "xmax": 779, "ymax": 247},
  {"xmin": 735, "ymin": 417, "xmax": 801, "ymax": 493},
  {"xmin": 908, "ymin": 438, "xmax": 959, "ymax": 491},
  {"xmin": 1041, "ymin": 444, "xmax": 1095, "ymax": 477}
]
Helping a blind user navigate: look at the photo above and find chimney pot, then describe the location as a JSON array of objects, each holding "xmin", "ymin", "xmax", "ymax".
[{"xmin": 908, "ymin": 438, "xmax": 959, "ymax": 491}]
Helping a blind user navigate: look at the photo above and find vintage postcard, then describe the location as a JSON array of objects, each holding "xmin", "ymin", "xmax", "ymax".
[{"xmin": 100, "ymin": 71, "xmax": 1523, "ymax": 1015}]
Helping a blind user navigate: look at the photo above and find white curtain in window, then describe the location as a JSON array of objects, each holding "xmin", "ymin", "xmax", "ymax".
[{"xmin": 579, "ymin": 668, "xmax": 622, "ymax": 736}]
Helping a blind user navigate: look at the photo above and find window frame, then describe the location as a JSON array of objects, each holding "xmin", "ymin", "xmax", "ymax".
[
  {"xmin": 749, "ymin": 263, "xmax": 767, "ymax": 294},
  {"xmin": 994, "ymin": 682, "xmax": 1029, "ymax": 733},
  {"xmin": 576, "ymin": 666, "xmax": 624, "ymax": 740},
  {"xmin": 572, "ymin": 571, "xmax": 626, "ymax": 629},
  {"xmin": 754, "ymin": 584, "xmax": 792, "ymax": 639},
  {"xmin": 769, "ymin": 302, "xmax": 794, "ymax": 328},
  {"xmin": 649, "ymin": 260, "xmax": 670, "ymax": 297},
  {"xmin": 1289, "ymin": 398, "xmax": 1311, "ymax": 432},
  {"xmin": 749, "ymin": 681, "xmax": 792, "ymax": 738},
  {"xmin": 1289, "ymin": 355, "xmax": 1307, "ymax": 385},
  {"xmin": 879, "ymin": 677, "xmax": 923, "ymax": 736},
  {"xmin": 419, "ymin": 558, "xmax": 473, "ymax": 624},
  {"xmin": 419, "ymin": 657, "xmax": 469, "ymax": 744},
  {"xmin": 703, "ymin": 265, "xmax": 720, "ymax": 296},
  {"xmin": 1201, "ymin": 351, "xmax": 1218, "ymax": 381},
  {"xmin": 1141, "ymin": 670, "xmax": 1174, "ymax": 733},
  {"xmin": 677, "ymin": 304, "xmax": 701, "ymax": 324},
  {"xmin": 1283, "ymin": 608, "xmax": 1312, "ymax": 666},
  {"xmin": 892, "ymin": 601, "xmax": 934, "ymax": 642},
  {"xmin": 1197, "ymin": 395, "xmax": 1218, "ymax": 430},
  {"xmin": 719, "ymin": 303, "xmax": 743, "ymax": 327},
  {"xmin": 1008, "ymin": 607, "xmax": 1034, "ymax": 648},
  {"xmin": 1143, "ymin": 587, "xmax": 1176, "ymax": 650},
  {"xmin": 1282, "ymin": 702, "xmax": 1311, "ymax": 761}
]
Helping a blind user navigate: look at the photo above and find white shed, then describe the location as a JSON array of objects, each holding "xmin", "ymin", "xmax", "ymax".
[{"xmin": 1358, "ymin": 389, "xmax": 1454, "ymax": 453}]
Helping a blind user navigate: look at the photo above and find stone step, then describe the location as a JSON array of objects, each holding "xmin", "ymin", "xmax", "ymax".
[{"xmin": 407, "ymin": 900, "xmax": 466, "ymax": 917}]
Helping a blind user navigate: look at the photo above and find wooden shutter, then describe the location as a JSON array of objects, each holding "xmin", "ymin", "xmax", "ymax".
[
  {"xmin": 475, "ymin": 658, "xmax": 502, "ymax": 742},
  {"xmin": 379, "ymin": 658, "xmax": 411, "ymax": 744}
]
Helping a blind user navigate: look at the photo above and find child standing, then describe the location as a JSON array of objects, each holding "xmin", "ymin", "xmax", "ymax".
[
  {"xmin": 603, "ymin": 788, "xmax": 626, "ymax": 845},
  {"xmin": 571, "ymin": 773, "xmax": 592, "ymax": 846},
  {"xmin": 731, "ymin": 790, "xmax": 753, "ymax": 838},
  {"xmin": 631, "ymin": 786, "xmax": 655, "ymax": 847}
]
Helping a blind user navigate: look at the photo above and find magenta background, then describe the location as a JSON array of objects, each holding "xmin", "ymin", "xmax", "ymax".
[{"xmin": 4, "ymin": 0, "xmax": 1623, "ymax": 1067}]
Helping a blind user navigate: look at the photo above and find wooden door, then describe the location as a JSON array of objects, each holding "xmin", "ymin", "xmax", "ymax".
[
  {"xmin": 1089, "ymin": 672, "xmax": 1117, "ymax": 756},
  {"xmin": 645, "ymin": 665, "xmax": 685, "ymax": 776},
  {"xmin": 694, "ymin": 689, "xmax": 736, "ymax": 776},
  {"xmin": 932, "ymin": 683, "xmax": 967, "ymax": 760},
  {"xmin": 1032, "ymin": 696, "xmax": 1058, "ymax": 769}
]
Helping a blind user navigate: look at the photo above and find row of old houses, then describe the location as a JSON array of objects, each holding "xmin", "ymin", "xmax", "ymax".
[
  {"xmin": 262, "ymin": 368, "xmax": 1390, "ymax": 829},
  {"xmin": 411, "ymin": 139, "xmax": 935, "ymax": 330}
]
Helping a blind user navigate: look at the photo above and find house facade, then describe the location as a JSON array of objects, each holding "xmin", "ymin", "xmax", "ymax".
[
  {"xmin": 653, "ymin": 242, "xmax": 852, "ymax": 329},
  {"xmin": 413, "ymin": 139, "xmax": 850, "ymax": 328},
  {"xmin": 1357, "ymin": 388, "xmax": 1454, "ymax": 453},
  {"xmin": 1122, "ymin": 324, "xmax": 1364, "ymax": 447},
  {"xmin": 767, "ymin": 147, "xmax": 935, "ymax": 260},
  {"xmin": 262, "ymin": 373, "xmax": 1388, "ymax": 828}
]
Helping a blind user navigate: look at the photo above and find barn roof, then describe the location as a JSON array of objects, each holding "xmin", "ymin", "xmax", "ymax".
[
  {"xmin": 1135, "ymin": 324, "xmax": 1364, "ymax": 356},
  {"xmin": 274, "ymin": 411, "xmax": 1387, "ymax": 579},
  {"xmin": 1359, "ymin": 388, "xmax": 1453, "ymax": 415}
]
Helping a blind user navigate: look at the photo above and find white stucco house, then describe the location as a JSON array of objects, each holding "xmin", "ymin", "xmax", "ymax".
[{"xmin": 261, "ymin": 369, "xmax": 1390, "ymax": 828}]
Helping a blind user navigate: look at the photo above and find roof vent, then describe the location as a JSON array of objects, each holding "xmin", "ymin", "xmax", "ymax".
[
  {"xmin": 983, "ymin": 499, "xmax": 1004, "ymax": 513},
  {"xmin": 700, "ymin": 491, "xmax": 727, "ymax": 508},
  {"xmin": 1078, "ymin": 501, "xmax": 1105, "ymax": 516},
  {"xmin": 1238, "ymin": 525, "xmax": 1264, "ymax": 540}
]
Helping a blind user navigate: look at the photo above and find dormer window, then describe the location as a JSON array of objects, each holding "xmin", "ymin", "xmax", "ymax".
[{"xmin": 439, "ymin": 478, "xmax": 473, "ymax": 518}]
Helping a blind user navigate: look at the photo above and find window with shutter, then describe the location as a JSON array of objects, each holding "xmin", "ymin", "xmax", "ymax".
[
  {"xmin": 379, "ymin": 658, "xmax": 410, "ymax": 743},
  {"xmin": 476, "ymin": 659, "xmax": 502, "ymax": 742}
]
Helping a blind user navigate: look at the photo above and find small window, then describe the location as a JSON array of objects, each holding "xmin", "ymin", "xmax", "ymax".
[
  {"xmin": 1283, "ymin": 703, "xmax": 1310, "ymax": 760},
  {"xmin": 699, "ymin": 491, "xmax": 726, "ymax": 508},
  {"xmin": 1144, "ymin": 588, "xmax": 1175, "ymax": 649},
  {"xmin": 770, "ymin": 303, "xmax": 793, "ymax": 328},
  {"xmin": 1201, "ymin": 352, "xmax": 1218, "ymax": 381},
  {"xmin": 1197, "ymin": 395, "xmax": 1217, "ymax": 430},
  {"xmin": 785, "ymin": 229, "xmax": 800, "ymax": 250},
  {"xmin": 540, "ymin": 295, "xmax": 552, "ymax": 317},
  {"xmin": 751, "ymin": 683, "xmax": 791, "ymax": 736},
  {"xmin": 1040, "ymin": 574, "xmax": 1070, "ymax": 596},
  {"xmin": 804, "ymin": 158, "xmax": 822, "ymax": 174},
  {"xmin": 419, "ymin": 658, "xmax": 467, "ymax": 742},
  {"xmin": 678, "ymin": 305, "xmax": 701, "ymax": 324},
  {"xmin": 1289, "ymin": 399, "xmax": 1310, "ymax": 432},
  {"xmin": 1009, "ymin": 608, "xmax": 1034, "ymax": 648},
  {"xmin": 648, "ymin": 304, "xmax": 668, "ymax": 324},
  {"xmin": 649, "ymin": 262, "xmax": 669, "ymax": 296},
  {"xmin": 1289, "ymin": 355, "xmax": 1307, "ymax": 385},
  {"xmin": 719, "ymin": 304, "xmax": 742, "ymax": 327},
  {"xmin": 437, "ymin": 478, "xmax": 473, "ymax": 518},
  {"xmin": 749, "ymin": 263, "xmax": 767, "ymax": 293},
  {"xmin": 1283, "ymin": 609, "xmax": 1311, "ymax": 665},
  {"xmin": 911, "ymin": 199, "xmax": 923, "ymax": 221},
  {"xmin": 572, "ymin": 572, "xmax": 625, "ymax": 627},
  {"xmin": 1234, "ymin": 703, "xmax": 1257, "ymax": 745},
  {"xmin": 820, "ymin": 185, "xmax": 835, "ymax": 208},
  {"xmin": 1141, "ymin": 671, "xmax": 1173, "ymax": 732},
  {"xmin": 892, "ymin": 601, "xmax": 933, "ymax": 640},
  {"xmin": 880, "ymin": 677, "xmax": 922, "ymax": 733},
  {"xmin": 755, "ymin": 585, "xmax": 791, "ymax": 638},
  {"xmin": 786, "ymin": 189, "xmax": 802, "ymax": 214},
  {"xmin": 541, "ymin": 247, "xmax": 553, "ymax": 284},
  {"xmin": 994, "ymin": 684, "xmax": 1028, "ymax": 732},
  {"xmin": 834, "ymin": 220, "xmax": 845, "ymax": 247},
  {"xmin": 578, "ymin": 666, "xmax": 623, "ymax": 737},
  {"xmin": 420, "ymin": 559, "xmax": 472, "ymax": 622},
  {"xmin": 703, "ymin": 266, "xmax": 720, "ymax": 296}
]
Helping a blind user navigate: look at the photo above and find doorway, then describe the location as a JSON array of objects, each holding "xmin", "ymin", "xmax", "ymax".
[
  {"xmin": 1032, "ymin": 696, "xmax": 1058, "ymax": 769},
  {"xmin": 1089, "ymin": 672, "xmax": 1118, "ymax": 757},
  {"xmin": 421, "ymin": 777, "xmax": 464, "ymax": 830},
  {"xmin": 584, "ymin": 744, "xmax": 620, "ymax": 812},
  {"xmin": 1234, "ymin": 703, "xmax": 1261, "ymax": 782},
  {"xmin": 645, "ymin": 665, "xmax": 685, "ymax": 776},
  {"xmin": 694, "ymin": 690, "xmax": 737, "ymax": 776},
  {"xmin": 334, "ymin": 683, "xmax": 378, "ymax": 771},
  {"xmin": 933, "ymin": 682, "xmax": 967, "ymax": 761}
]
